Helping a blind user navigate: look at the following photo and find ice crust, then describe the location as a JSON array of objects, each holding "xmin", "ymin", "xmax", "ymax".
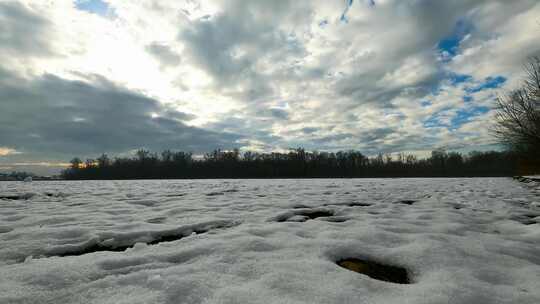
[{"xmin": 0, "ymin": 178, "xmax": 539, "ymax": 303}]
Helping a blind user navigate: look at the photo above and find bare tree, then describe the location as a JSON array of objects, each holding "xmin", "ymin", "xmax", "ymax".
[{"xmin": 492, "ymin": 56, "xmax": 540, "ymax": 155}]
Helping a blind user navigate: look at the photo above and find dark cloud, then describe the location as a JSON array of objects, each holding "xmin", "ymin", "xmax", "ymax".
[
  {"xmin": 145, "ymin": 42, "xmax": 181, "ymax": 68},
  {"xmin": 359, "ymin": 127, "xmax": 395, "ymax": 144},
  {"xmin": 180, "ymin": 14, "xmax": 267, "ymax": 87},
  {"xmin": 313, "ymin": 133, "xmax": 355, "ymax": 144},
  {"xmin": 0, "ymin": 68, "xmax": 241, "ymax": 162},
  {"xmin": 301, "ymin": 127, "xmax": 319, "ymax": 134},
  {"xmin": 0, "ymin": 2, "xmax": 54, "ymax": 57},
  {"xmin": 178, "ymin": 1, "xmax": 309, "ymax": 100},
  {"xmin": 268, "ymin": 108, "xmax": 289, "ymax": 120}
]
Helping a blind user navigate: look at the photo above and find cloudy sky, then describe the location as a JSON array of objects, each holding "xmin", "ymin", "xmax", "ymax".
[{"xmin": 1, "ymin": 0, "xmax": 539, "ymax": 174}]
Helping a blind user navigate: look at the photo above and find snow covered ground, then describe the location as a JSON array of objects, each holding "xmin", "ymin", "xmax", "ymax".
[{"xmin": 0, "ymin": 178, "xmax": 539, "ymax": 304}]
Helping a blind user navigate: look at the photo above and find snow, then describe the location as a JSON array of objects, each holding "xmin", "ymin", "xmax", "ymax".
[{"xmin": 0, "ymin": 178, "xmax": 539, "ymax": 304}]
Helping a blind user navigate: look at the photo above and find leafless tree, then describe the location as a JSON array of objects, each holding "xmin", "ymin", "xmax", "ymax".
[{"xmin": 492, "ymin": 56, "xmax": 540, "ymax": 156}]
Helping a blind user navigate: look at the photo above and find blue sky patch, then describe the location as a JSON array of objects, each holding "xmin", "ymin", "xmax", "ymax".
[
  {"xmin": 438, "ymin": 19, "xmax": 473, "ymax": 60},
  {"xmin": 75, "ymin": 0, "xmax": 114, "ymax": 17},
  {"xmin": 424, "ymin": 104, "xmax": 489, "ymax": 130},
  {"xmin": 466, "ymin": 75, "xmax": 507, "ymax": 93},
  {"xmin": 423, "ymin": 107, "xmax": 452, "ymax": 128},
  {"xmin": 421, "ymin": 100, "xmax": 431, "ymax": 107},
  {"xmin": 340, "ymin": 0, "xmax": 354, "ymax": 23},
  {"xmin": 448, "ymin": 73, "xmax": 472, "ymax": 85},
  {"xmin": 423, "ymin": 115, "xmax": 444, "ymax": 128},
  {"xmin": 450, "ymin": 106, "xmax": 489, "ymax": 129}
]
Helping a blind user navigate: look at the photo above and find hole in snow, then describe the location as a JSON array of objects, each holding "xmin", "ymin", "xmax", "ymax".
[
  {"xmin": 517, "ymin": 219, "xmax": 537, "ymax": 225},
  {"xmin": 42, "ymin": 220, "xmax": 239, "ymax": 258},
  {"xmin": 510, "ymin": 214, "xmax": 538, "ymax": 225},
  {"xmin": 44, "ymin": 192, "xmax": 68, "ymax": 198},
  {"xmin": 164, "ymin": 193, "xmax": 186, "ymax": 197},
  {"xmin": 0, "ymin": 195, "xmax": 22, "ymax": 200},
  {"xmin": 222, "ymin": 189, "xmax": 239, "ymax": 193},
  {"xmin": 206, "ymin": 191, "xmax": 224, "ymax": 196},
  {"xmin": 146, "ymin": 217, "xmax": 167, "ymax": 224},
  {"xmin": 320, "ymin": 216, "xmax": 349, "ymax": 223},
  {"xmin": 0, "ymin": 193, "xmax": 35, "ymax": 200},
  {"xmin": 346, "ymin": 202, "xmax": 372, "ymax": 207},
  {"xmin": 395, "ymin": 200, "xmax": 416, "ymax": 205},
  {"xmin": 273, "ymin": 208, "xmax": 335, "ymax": 222},
  {"xmin": 326, "ymin": 202, "xmax": 372, "ymax": 207},
  {"xmin": 336, "ymin": 258, "xmax": 411, "ymax": 284},
  {"xmin": 0, "ymin": 226, "xmax": 13, "ymax": 233}
]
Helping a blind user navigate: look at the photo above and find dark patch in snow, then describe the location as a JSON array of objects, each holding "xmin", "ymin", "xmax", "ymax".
[
  {"xmin": 0, "ymin": 193, "xmax": 35, "ymax": 200},
  {"xmin": 395, "ymin": 200, "xmax": 416, "ymax": 205},
  {"xmin": 449, "ymin": 203, "xmax": 466, "ymax": 210},
  {"xmin": 205, "ymin": 189, "xmax": 238, "ymax": 197},
  {"xmin": 44, "ymin": 192, "xmax": 68, "ymax": 198},
  {"xmin": 520, "ymin": 219, "xmax": 537, "ymax": 225},
  {"xmin": 164, "ymin": 193, "xmax": 187, "ymax": 197},
  {"xmin": 67, "ymin": 202, "xmax": 86, "ymax": 207},
  {"xmin": 319, "ymin": 216, "xmax": 349, "ymax": 223},
  {"xmin": 146, "ymin": 217, "xmax": 167, "ymax": 224},
  {"xmin": 272, "ymin": 208, "xmax": 335, "ymax": 222},
  {"xmin": 334, "ymin": 202, "xmax": 372, "ymax": 207},
  {"xmin": 0, "ymin": 195, "xmax": 22, "ymax": 200},
  {"xmin": 41, "ymin": 220, "xmax": 239, "ymax": 258},
  {"xmin": 0, "ymin": 226, "xmax": 13, "ymax": 233},
  {"xmin": 510, "ymin": 214, "xmax": 538, "ymax": 225},
  {"xmin": 127, "ymin": 200, "xmax": 158, "ymax": 207},
  {"xmin": 336, "ymin": 258, "xmax": 411, "ymax": 284},
  {"xmin": 206, "ymin": 191, "xmax": 225, "ymax": 196},
  {"xmin": 222, "ymin": 189, "xmax": 239, "ymax": 193}
]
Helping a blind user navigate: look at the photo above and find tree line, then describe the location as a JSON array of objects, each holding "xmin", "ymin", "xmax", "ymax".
[{"xmin": 61, "ymin": 148, "xmax": 519, "ymax": 180}]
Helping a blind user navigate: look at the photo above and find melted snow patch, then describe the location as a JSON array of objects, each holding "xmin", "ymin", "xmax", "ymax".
[{"xmin": 336, "ymin": 257, "xmax": 411, "ymax": 284}]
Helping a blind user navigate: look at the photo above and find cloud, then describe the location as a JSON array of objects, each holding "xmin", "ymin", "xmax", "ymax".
[
  {"xmin": 0, "ymin": 2, "xmax": 54, "ymax": 57},
  {"xmin": 145, "ymin": 42, "xmax": 181, "ymax": 68},
  {"xmin": 0, "ymin": 68, "xmax": 241, "ymax": 162},
  {"xmin": 178, "ymin": 1, "xmax": 310, "ymax": 99}
]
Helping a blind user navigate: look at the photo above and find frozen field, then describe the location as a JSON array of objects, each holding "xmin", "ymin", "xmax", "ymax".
[{"xmin": 0, "ymin": 178, "xmax": 539, "ymax": 304}]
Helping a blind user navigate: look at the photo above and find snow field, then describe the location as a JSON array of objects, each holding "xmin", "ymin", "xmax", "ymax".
[{"xmin": 0, "ymin": 178, "xmax": 539, "ymax": 304}]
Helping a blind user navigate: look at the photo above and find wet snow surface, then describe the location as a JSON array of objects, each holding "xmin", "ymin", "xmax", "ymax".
[{"xmin": 1, "ymin": 178, "xmax": 539, "ymax": 304}]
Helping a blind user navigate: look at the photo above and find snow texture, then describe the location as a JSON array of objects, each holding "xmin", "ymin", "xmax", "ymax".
[{"xmin": 0, "ymin": 178, "xmax": 539, "ymax": 304}]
